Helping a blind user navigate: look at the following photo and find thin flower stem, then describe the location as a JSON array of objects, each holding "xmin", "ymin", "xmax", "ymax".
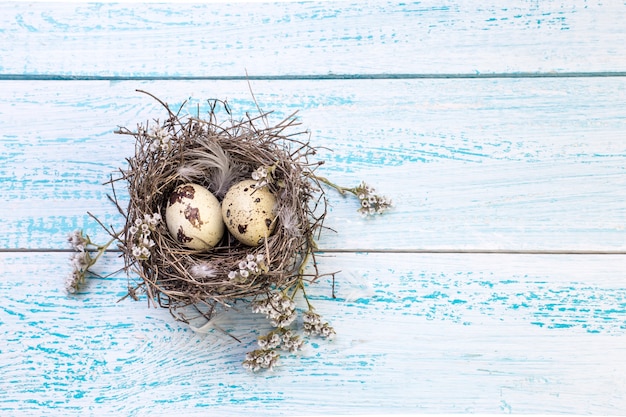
[
  {"xmin": 284, "ymin": 235, "xmax": 316, "ymax": 310},
  {"xmin": 90, "ymin": 234, "xmax": 121, "ymax": 265},
  {"xmin": 297, "ymin": 280, "xmax": 314, "ymax": 310},
  {"xmin": 309, "ymin": 174, "xmax": 355, "ymax": 196}
]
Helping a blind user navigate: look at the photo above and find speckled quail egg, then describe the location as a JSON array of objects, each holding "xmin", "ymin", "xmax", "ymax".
[
  {"xmin": 221, "ymin": 180, "xmax": 277, "ymax": 246},
  {"xmin": 165, "ymin": 183, "xmax": 224, "ymax": 250}
]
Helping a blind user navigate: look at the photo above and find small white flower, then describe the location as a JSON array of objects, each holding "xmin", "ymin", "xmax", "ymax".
[
  {"xmin": 67, "ymin": 230, "xmax": 90, "ymax": 252},
  {"xmin": 70, "ymin": 251, "xmax": 90, "ymax": 272},
  {"xmin": 303, "ymin": 311, "xmax": 321, "ymax": 325},
  {"xmin": 65, "ymin": 271, "xmax": 82, "ymax": 294},
  {"xmin": 321, "ymin": 326, "xmax": 333, "ymax": 338},
  {"xmin": 252, "ymin": 166, "xmax": 273, "ymax": 188}
]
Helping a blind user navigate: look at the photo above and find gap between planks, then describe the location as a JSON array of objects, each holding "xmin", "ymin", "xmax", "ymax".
[{"xmin": 2, "ymin": 72, "xmax": 626, "ymax": 81}]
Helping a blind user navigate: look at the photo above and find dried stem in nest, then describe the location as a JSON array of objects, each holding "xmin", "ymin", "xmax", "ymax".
[{"xmin": 110, "ymin": 91, "xmax": 328, "ymax": 323}]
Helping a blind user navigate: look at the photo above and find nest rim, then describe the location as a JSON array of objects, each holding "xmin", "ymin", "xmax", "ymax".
[{"xmin": 112, "ymin": 92, "xmax": 327, "ymax": 322}]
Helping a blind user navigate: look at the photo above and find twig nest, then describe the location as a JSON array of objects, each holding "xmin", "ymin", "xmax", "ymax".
[
  {"xmin": 222, "ymin": 180, "xmax": 277, "ymax": 247},
  {"xmin": 165, "ymin": 183, "xmax": 224, "ymax": 250},
  {"xmin": 114, "ymin": 93, "xmax": 326, "ymax": 323}
]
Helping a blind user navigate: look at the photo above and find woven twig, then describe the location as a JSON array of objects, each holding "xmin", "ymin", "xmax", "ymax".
[{"xmin": 111, "ymin": 91, "xmax": 327, "ymax": 323}]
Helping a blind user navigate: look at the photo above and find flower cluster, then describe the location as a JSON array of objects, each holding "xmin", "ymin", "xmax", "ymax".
[
  {"xmin": 65, "ymin": 230, "xmax": 104, "ymax": 294},
  {"xmin": 303, "ymin": 310, "xmax": 335, "ymax": 338},
  {"xmin": 147, "ymin": 127, "xmax": 172, "ymax": 153},
  {"xmin": 354, "ymin": 181, "xmax": 393, "ymax": 216},
  {"xmin": 66, "ymin": 250, "xmax": 92, "ymax": 293},
  {"xmin": 228, "ymin": 254, "xmax": 268, "ymax": 284},
  {"xmin": 68, "ymin": 229, "xmax": 89, "ymax": 252},
  {"xmin": 129, "ymin": 213, "xmax": 161, "ymax": 260},
  {"xmin": 313, "ymin": 176, "xmax": 392, "ymax": 217},
  {"xmin": 242, "ymin": 349, "xmax": 280, "ymax": 372},
  {"xmin": 257, "ymin": 328, "xmax": 304, "ymax": 352},
  {"xmin": 251, "ymin": 291, "xmax": 297, "ymax": 328},
  {"xmin": 251, "ymin": 165, "xmax": 275, "ymax": 188},
  {"xmin": 243, "ymin": 288, "xmax": 339, "ymax": 372},
  {"xmin": 243, "ymin": 317, "xmax": 305, "ymax": 372}
]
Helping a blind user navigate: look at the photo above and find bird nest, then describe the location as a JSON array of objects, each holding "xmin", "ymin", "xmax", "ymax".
[{"xmin": 111, "ymin": 91, "xmax": 327, "ymax": 323}]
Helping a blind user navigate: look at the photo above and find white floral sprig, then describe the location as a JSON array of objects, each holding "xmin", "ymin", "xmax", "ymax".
[
  {"xmin": 242, "ymin": 291, "xmax": 299, "ymax": 372},
  {"xmin": 313, "ymin": 176, "xmax": 392, "ymax": 216},
  {"xmin": 243, "ymin": 327, "xmax": 305, "ymax": 372},
  {"xmin": 252, "ymin": 291, "xmax": 298, "ymax": 327},
  {"xmin": 66, "ymin": 213, "xmax": 161, "ymax": 293},
  {"xmin": 243, "ymin": 287, "xmax": 334, "ymax": 372},
  {"xmin": 129, "ymin": 213, "xmax": 161, "ymax": 261},
  {"xmin": 147, "ymin": 126, "xmax": 173, "ymax": 153},
  {"xmin": 303, "ymin": 310, "xmax": 336, "ymax": 338},
  {"xmin": 353, "ymin": 181, "xmax": 393, "ymax": 216},
  {"xmin": 65, "ymin": 230, "xmax": 116, "ymax": 294},
  {"xmin": 242, "ymin": 349, "xmax": 280, "ymax": 372},
  {"xmin": 228, "ymin": 253, "xmax": 268, "ymax": 284}
]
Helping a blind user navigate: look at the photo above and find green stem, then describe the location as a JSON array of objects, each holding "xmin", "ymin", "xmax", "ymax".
[
  {"xmin": 297, "ymin": 249, "xmax": 311, "ymax": 278},
  {"xmin": 89, "ymin": 233, "xmax": 122, "ymax": 267},
  {"xmin": 310, "ymin": 174, "xmax": 355, "ymax": 196},
  {"xmin": 297, "ymin": 280, "xmax": 313, "ymax": 310},
  {"xmin": 287, "ymin": 236, "xmax": 316, "ymax": 310}
]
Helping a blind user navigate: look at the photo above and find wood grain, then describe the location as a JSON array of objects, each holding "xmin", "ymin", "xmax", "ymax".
[
  {"xmin": 2, "ymin": 1, "xmax": 626, "ymax": 415},
  {"xmin": 2, "ymin": 78, "xmax": 625, "ymax": 251},
  {"xmin": 1, "ymin": 1, "xmax": 625, "ymax": 77},
  {"xmin": 1, "ymin": 252, "xmax": 625, "ymax": 415}
]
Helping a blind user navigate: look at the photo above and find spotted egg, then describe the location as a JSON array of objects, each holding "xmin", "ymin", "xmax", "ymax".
[
  {"xmin": 165, "ymin": 183, "xmax": 224, "ymax": 250},
  {"xmin": 221, "ymin": 180, "xmax": 277, "ymax": 246}
]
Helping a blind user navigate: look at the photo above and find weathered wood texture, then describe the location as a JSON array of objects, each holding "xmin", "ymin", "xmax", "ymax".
[
  {"xmin": 2, "ymin": 252, "xmax": 626, "ymax": 415},
  {"xmin": 1, "ymin": 1, "xmax": 625, "ymax": 416},
  {"xmin": 1, "ymin": 1, "xmax": 626, "ymax": 77},
  {"xmin": 2, "ymin": 78, "xmax": 625, "ymax": 251}
]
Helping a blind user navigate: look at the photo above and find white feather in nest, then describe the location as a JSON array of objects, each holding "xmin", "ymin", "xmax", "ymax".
[
  {"xmin": 277, "ymin": 205, "xmax": 302, "ymax": 238},
  {"xmin": 177, "ymin": 140, "xmax": 245, "ymax": 198}
]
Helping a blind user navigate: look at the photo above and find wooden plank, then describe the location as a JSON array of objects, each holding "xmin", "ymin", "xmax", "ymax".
[
  {"xmin": 2, "ymin": 78, "xmax": 626, "ymax": 251},
  {"xmin": 1, "ymin": 1, "xmax": 626, "ymax": 77},
  {"xmin": 1, "ymin": 251, "xmax": 625, "ymax": 414}
]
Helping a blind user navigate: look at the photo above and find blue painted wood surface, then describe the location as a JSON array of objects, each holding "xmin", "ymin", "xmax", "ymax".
[{"xmin": 1, "ymin": 1, "xmax": 626, "ymax": 415}]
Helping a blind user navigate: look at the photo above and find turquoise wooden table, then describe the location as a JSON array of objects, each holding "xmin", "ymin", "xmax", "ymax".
[{"xmin": 2, "ymin": 1, "xmax": 626, "ymax": 415}]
